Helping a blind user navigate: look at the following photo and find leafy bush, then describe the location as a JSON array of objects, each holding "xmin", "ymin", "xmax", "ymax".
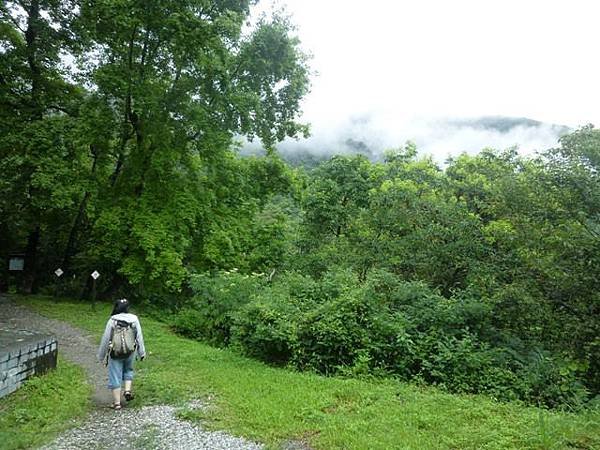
[
  {"xmin": 171, "ymin": 270, "xmax": 264, "ymax": 345},
  {"xmin": 231, "ymin": 270, "xmax": 352, "ymax": 365},
  {"xmin": 231, "ymin": 294, "xmax": 298, "ymax": 364},
  {"xmin": 515, "ymin": 350, "xmax": 590, "ymax": 409},
  {"xmin": 171, "ymin": 307, "xmax": 208, "ymax": 340},
  {"xmin": 293, "ymin": 292, "xmax": 370, "ymax": 373},
  {"xmin": 171, "ymin": 268, "xmax": 592, "ymax": 408}
]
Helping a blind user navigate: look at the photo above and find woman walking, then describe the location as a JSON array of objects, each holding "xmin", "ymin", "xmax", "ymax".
[{"xmin": 97, "ymin": 298, "xmax": 146, "ymax": 410}]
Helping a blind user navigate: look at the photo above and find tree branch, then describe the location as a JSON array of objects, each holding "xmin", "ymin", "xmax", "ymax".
[
  {"xmin": 139, "ymin": 28, "xmax": 150, "ymax": 80},
  {"xmin": 4, "ymin": 11, "xmax": 26, "ymax": 34},
  {"xmin": 47, "ymin": 104, "xmax": 73, "ymax": 115},
  {"xmin": 577, "ymin": 217, "xmax": 600, "ymax": 240}
]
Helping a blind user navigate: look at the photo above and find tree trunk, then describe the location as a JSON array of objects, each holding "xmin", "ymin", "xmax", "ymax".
[
  {"xmin": 25, "ymin": 0, "xmax": 42, "ymax": 120},
  {"xmin": 20, "ymin": 0, "xmax": 43, "ymax": 294},
  {"xmin": 21, "ymin": 226, "xmax": 40, "ymax": 294},
  {"xmin": 62, "ymin": 145, "xmax": 99, "ymax": 270}
]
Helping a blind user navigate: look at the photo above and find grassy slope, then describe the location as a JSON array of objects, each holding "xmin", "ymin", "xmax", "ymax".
[
  {"xmin": 18, "ymin": 296, "xmax": 600, "ymax": 450},
  {"xmin": 0, "ymin": 356, "xmax": 91, "ymax": 450}
]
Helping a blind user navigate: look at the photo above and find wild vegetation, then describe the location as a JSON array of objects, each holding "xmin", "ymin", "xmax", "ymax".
[
  {"xmin": 1, "ymin": 1, "xmax": 599, "ymax": 410},
  {"xmin": 168, "ymin": 139, "xmax": 600, "ymax": 408},
  {"xmin": 11, "ymin": 297, "xmax": 600, "ymax": 450},
  {"xmin": 0, "ymin": 356, "xmax": 90, "ymax": 450}
]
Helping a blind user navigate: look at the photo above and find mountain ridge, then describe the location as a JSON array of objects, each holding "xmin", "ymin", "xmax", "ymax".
[{"xmin": 243, "ymin": 115, "xmax": 572, "ymax": 168}]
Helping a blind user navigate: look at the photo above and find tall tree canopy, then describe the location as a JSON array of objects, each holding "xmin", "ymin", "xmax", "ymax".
[{"xmin": 1, "ymin": 0, "xmax": 310, "ymax": 294}]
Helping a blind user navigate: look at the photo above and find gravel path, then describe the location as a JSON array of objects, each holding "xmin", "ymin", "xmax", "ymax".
[
  {"xmin": 0, "ymin": 295, "xmax": 111, "ymax": 406},
  {"xmin": 0, "ymin": 295, "xmax": 264, "ymax": 450},
  {"xmin": 40, "ymin": 401, "xmax": 262, "ymax": 450}
]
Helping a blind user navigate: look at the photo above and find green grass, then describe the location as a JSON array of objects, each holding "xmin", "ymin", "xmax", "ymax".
[
  {"xmin": 17, "ymin": 295, "xmax": 600, "ymax": 449},
  {"xmin": 0, "ymin": 356, "xmax": 92, "ymax": 450}
]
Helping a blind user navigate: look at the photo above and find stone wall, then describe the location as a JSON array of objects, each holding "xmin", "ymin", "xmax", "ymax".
[{"xmin": 0, "ymin": 330, "xmax": 58, "ymax": 399}]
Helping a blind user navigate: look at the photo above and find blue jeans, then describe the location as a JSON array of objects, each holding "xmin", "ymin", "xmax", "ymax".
[{"xmin": 107, "ymin": 353, "xmax": 135, "ymax": 390}]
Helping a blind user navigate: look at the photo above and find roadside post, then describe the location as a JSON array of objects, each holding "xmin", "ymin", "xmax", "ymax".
[
  {"xmin": 91, "ymin": 270, "xmax": 100, "ymax": 310},
  {"xmin": 54, "ymin": 268, "xmax": 63, "ymax": 301}
]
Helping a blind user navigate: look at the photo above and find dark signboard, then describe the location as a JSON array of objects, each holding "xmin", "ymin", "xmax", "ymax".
[{"xmin": 8, "ymin": 255, "xmax": 25, "ymax": 271}]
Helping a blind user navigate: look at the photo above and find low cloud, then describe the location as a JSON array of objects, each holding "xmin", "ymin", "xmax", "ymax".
[{"xmin": 245, "ymin": 113, "xmax": 571, "ymax": 164}]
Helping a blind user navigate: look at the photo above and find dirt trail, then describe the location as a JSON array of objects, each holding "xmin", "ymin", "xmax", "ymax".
[{"xmin": 0, "ymin": 295, "xmax": 111, "ymax": 406}]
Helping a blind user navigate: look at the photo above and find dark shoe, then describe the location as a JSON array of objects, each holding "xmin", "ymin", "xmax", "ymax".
[
  {"xmin": 112, "ymin": 403, "xmax": 122, "ymax": 410},
  {"xmin": 124, "ymin": 391, "xmax": 134, "ymax": 401}
]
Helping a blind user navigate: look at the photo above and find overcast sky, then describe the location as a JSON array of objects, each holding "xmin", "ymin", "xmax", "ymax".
[{"xmin": 251, "ymin": 0, "xmax": 600, "ymax": 159}]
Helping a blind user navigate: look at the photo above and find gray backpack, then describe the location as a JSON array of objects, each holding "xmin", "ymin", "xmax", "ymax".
[{"xmin": 110, "ymin": 319, "xmax": 137, "ymax": 359}]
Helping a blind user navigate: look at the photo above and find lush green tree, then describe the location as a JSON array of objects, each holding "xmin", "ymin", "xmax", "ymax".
[
  {"xmin": 445, "ymin": 144, "xmax": 600, "ymax": 395},
  {"xmin": 0, "ymin": 0, "xmax": 85, "ymax": 292},
  {"xmin": 74, "ymin": 0, "xmax": 310, "ymax": 293},
  {"xmin": 1, "ymin": 1, "xmax": 310, "ymax": 295},
  {"xmin": 184, "ymin": 151, "xmax": 299, "ymax": 274},
  {"xmin": 295, "ymin": 155, "xmax": 375, "ymax": 277},
  {"xmin": 360, "ymin": 174, "xmax": 483, "ymax": 294},
  {"xmin": 539, "ymin": 127, "xmax": 600, "ymax": 392}
]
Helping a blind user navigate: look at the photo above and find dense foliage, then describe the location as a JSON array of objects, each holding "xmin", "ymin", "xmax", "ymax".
[
  {"xmin": 171, "ymin": 139, "xmax": 600, "ymax": 409},
  {"xmin": 2, "ymin": 1, "xmax": 598, "ymax": 408},
  {"xmin": 1, "ymin": 0, "xmax": 309, "ymax": 294}
]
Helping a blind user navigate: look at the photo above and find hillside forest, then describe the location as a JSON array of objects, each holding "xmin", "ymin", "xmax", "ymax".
[{"xmin": 1, "ymin": 1, "xmax": 599, "ymax": 409}]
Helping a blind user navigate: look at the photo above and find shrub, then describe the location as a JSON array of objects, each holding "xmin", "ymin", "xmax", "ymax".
[
  {"xmin": 516, "ymin": 350, "xmax": 590, "ymax": 409},
  {"xmin": 231, "ymin": 293, "xmax": 298, "ymax": 364},
  {"xmin": 171, "ymin": 307, "xmax": 207, "ymax": 340},
  {"xmin": 293, "ymin": 292, "xmax": 370, "ymax": 373},
  {"xmin": 171, "ymin": 270, "xmax": 264, "ymax": 345},
  {"xmin": 169, "ymin": 268, "xmax": 593, "ymax": 409},
  {"xmin": 417, "ymin": 332, "xmax": 501, "ymax": 392},
  {"xmin": 231, "ymin": 270, "xmax": 357, "ymax": 367}
]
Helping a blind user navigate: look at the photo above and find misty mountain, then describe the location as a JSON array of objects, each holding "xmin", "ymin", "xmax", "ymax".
[
  {"xmin": 243, "ymin": 115, "xmax": 572, "ymax": 167},
  {"xmin": 447, "ymin": 116, "xmax": 570, "ymax": 135}
]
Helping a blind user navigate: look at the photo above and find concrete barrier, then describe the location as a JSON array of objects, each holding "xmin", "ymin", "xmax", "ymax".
[{"xmin": 0, "ymin": 329, "xmax": 58, "ymax": 398}]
